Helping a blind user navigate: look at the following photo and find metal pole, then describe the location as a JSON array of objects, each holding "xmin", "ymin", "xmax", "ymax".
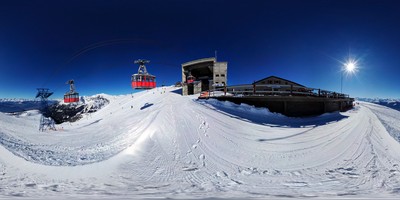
[{"xmin": 341, "ymin": 71, "xmax": 343, "ymax": 94}]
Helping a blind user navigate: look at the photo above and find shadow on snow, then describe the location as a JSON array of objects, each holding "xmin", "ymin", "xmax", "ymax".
[
  {"xmin": 140, "ymin": 103, "xmax": 154, "ymax": 110},
  {"xmin": 170, "ymin": 88, "xmax": 183, "ymax": 95},
  {"xmin": 195, "ymin": 99, "xmax": 349, "ymax": 128}
]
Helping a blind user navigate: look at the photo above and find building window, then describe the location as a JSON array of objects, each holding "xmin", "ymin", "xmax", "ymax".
[
  {"xmin": 274, "ymin": 80, "xmax": 280, "ymax": 84},
  {"xmin": 221, "ymin": 74, "xmax": 225, "ymax": 77},
  {"xmin": 222, "ymin": 82, "xmax": 225, "ymax": 85},
  {"xmin": 268, "ymin": 80, "xmax": 272, "ymax": 84},
  {"xmin": 216, "ymin": 74, "xmax": 220, "ymax": 77}
]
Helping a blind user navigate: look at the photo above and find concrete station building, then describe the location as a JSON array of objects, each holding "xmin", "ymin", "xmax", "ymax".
[{"xmin": 181, "ymin": 57, "xmax": 227, "ymax": 95}]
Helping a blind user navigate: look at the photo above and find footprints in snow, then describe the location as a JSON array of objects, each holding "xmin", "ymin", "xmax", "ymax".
[
  {"xmin": 191, "ymin": 139, "xmax": 201, "ymax": 150},
  {"xmin": 326, "ymin": 167, "xmax": 359, "ymax": 179},
  {"xmin": 216, "ymin": 170, "xmax": 243, "ymax": 185},
  {"xmin": 183, "ymin": 115, "xmax": 209, "ymax": 172},
  {"xmin": 199, "ymin": 154, "xmax": 206, "ymax": 167},
  {"xmin": 237, "ymin": 167, "xmax": 296, "ymax": 176},
  {"xmin": 197, "ymin": 114, "xmax": 209, "ymax": 137},
  {"xmin": 182, "ymin": 153, "xmax": 206, "ymax": 172},
  {"xmin": 389, "ymin": 163, "xmax": 400, "ymax": 178},
  {"xmin": 182, "ymin": 166, "xmax": 198, "ymax": 172}
]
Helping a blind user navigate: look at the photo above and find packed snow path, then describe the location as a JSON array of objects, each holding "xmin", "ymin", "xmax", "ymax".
[{"xmin": 1, "ymin": 87, "xmax": 400, "ymax": 198}]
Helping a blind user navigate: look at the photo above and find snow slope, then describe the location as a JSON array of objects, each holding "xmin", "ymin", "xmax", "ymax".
[{"xmin": 1, "ymin": 87, "xmax": 400, "ymax": 199}]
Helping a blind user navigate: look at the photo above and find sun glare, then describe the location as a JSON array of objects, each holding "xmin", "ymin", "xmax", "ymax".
[
  {"xmin": 342, "ymin": 58, "xmax": 358, "ymax": 75},
  {"xmin": 345, "ymin": 61, "xmax": 356, "ymax": 72}
]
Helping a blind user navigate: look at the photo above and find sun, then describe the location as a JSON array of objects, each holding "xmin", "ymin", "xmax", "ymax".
[
  {"xmin": 345, "ymin": 61, "xmax": 356, "ymax": 72},
  {"xmin": 342, "ymin": 58, "xmax": 358, "ymax": 75}
]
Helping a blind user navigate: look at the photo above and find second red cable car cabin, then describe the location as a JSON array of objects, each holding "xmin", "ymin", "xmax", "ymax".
[
  {"xmin": 131, "ymin": 59, "xmax": 156, "ymax": 89},
  {"xmin": 186, "ymin": 72, "xmax": 196, "ymax": 84},
  {"xmin": 64, "ymin": 79, "xmax": 79, "ymax": 103}
]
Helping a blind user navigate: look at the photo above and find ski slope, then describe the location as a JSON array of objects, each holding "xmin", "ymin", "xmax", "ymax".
[{"xmin": 1, "ymin": 86, "xmax": 400, "ymax": 199}]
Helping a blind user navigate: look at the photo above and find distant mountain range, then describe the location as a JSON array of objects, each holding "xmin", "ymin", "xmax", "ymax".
[
  {"xmin": 0, "ymin": 95, "xmax": 104, "ymax": 113},
  {"xmin": 356, "ymin": 97, "xmax": 400, "ymax": 111},
  {"xmin": 0, "ymin": 99, "xmax": 44, "ymax": 113},
  {"xmin": 0, "ymin": 98, "xmax": 34, "ymax": 102}
]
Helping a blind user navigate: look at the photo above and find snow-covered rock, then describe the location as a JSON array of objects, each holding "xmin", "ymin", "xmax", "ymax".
[{"xmin": 46, "ymin": 94, "xmax": 110, "ymax": 124}]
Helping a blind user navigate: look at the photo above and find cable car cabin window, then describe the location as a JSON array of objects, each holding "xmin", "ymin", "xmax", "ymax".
[{"xmin": 64, "ymin": 93, "xmax": 79, "ymax": 103}]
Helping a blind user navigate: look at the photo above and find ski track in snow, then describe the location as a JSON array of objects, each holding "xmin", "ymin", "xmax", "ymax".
[{"xmin": 1, "ymin": 87, "xmax": 400, "ymax": 198}]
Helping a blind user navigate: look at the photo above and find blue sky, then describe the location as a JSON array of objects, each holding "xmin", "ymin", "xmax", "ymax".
[{"xmin": 1, "ymin": 0, "xmax": 400, "ymax": 99}]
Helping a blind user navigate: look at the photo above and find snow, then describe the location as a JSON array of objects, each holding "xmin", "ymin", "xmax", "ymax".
[
  {"xmin": 1, "ymin": 87, "xmax": 400, "ymax": 199},
  {"xmin": 357, "ymin": 97, "xmax": 400, "ymax": 112}
]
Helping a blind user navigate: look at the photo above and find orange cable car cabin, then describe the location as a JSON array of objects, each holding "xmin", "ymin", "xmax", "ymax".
[{"xmin": 131, "ymin": 59, "xmax": 156, "ymax": 89}]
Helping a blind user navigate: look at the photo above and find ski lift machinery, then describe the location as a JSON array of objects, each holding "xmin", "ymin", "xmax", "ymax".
[
  {"xmin": 131, "ymin": 59, "xmax": 156, "ymax": 89},
  {"xmin": 64, "ymin": 79, "xmax": 79, "ymax": 103}
]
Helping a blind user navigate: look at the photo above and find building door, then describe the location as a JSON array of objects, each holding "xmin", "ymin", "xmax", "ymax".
[
  {"xmin": 201, "ymin": 79, "xmax": 209, "ymax": 92},
  {"xmin": 188, "ymin": 84, "xmax": 194, "ymax": 95}
]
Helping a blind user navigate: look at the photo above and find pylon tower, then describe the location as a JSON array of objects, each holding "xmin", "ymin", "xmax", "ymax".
[{"xmin": 35, "ymin": 88, "xmax": 56, "ymax": 131}]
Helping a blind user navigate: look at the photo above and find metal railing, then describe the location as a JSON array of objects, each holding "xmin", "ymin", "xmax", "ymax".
[{"xmin": 201, "ymin": 84, "xmax": 350, "ymax": 99}]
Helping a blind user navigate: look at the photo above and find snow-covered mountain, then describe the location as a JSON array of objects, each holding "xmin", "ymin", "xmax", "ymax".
[
  {"xmin": 0, "ymin": 95, "xmax": 110, "ymax": 123},
  {"xmin": 46, "ymin": 94, "xmax": 110, "ymax": 124},
  {"xmin": 1, "ymin": 87, "xmax": 400, "ymax": 199},
  {"xmin": 0, "ymin": 99, "xmax": 47, "ymax": 113}
]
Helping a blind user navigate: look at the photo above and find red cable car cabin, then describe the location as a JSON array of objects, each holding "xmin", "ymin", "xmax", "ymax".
[
  {"xmin": 64, "ymin": 79, "xmax": 79, "ymax": 103},
  {"xmin": 187, "ymin": 75, "xmax": 195, "ymax": 84},
  {"xmin": 131, "ymin": 59, "xmax": 156, "ymax": 89},
  {"xmin": 64, "ymin": 92, "xmax": 79, "ymax": 103},
  {"xmin": 131, "ymin": 74, "xmax": 156, "ymax": 89}
]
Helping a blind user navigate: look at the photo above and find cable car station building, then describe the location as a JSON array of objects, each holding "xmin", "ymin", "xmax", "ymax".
[{"xmin": 181, "ymin": 57, "xmax": 227, "ymax": 95}]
